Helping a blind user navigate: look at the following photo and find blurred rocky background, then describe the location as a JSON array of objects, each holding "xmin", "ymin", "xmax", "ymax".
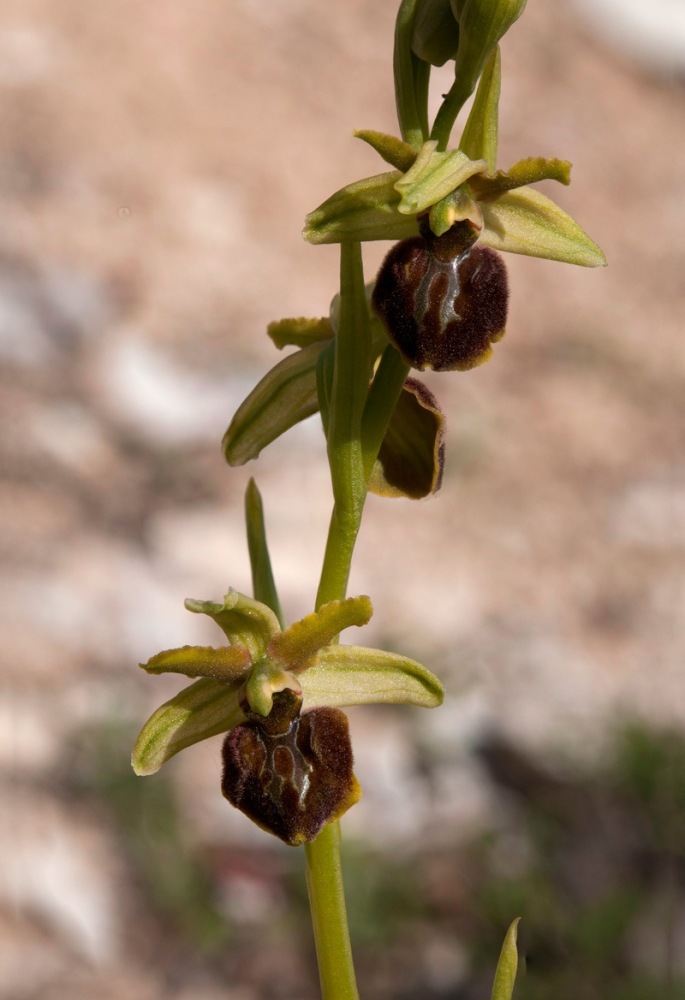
[{"xmin": 1, "ymin": 0, "xmax": 684, "ymax": 997}]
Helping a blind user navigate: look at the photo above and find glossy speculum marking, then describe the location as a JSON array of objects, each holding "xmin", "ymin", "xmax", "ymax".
[
  {"xmin": 372, "ymin": 219, "xmax": 508, "ymax": 372},
  {"xmin": 222, "ymin": 691, "xmax": 360, "ymax": 846}
]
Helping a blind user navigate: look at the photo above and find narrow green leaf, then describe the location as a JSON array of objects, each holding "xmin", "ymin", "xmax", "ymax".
[
  {"xmin": 245, "ymin": 478, "xmax": 284, "ymax": 628},
  {"xmin": 395, "ymin": 142, "xmax": 487, "ymax": 215},
  {"xmin": 459, "ymin": 44, "xmax": 501, "ymax": 171},
  {"xmin": 267, "ymin": 316, "xmax": 333, "ymax": 350},
  {"xmin": 269, "ymin": 596, "xmax": 373, "ymax": 670},
  {"xmin": 131, "ymin": 677, "xmax": 246, "ymax": 776},
  {"xmin": 491, "ymin": 918, "xmax": 521, "ymax": 1000},
  {"xmin": 479, "ymin": 186, "xmax": 607, "ymax": 266},
  {"xmin": 222, "ymin": 341, "xmax": 326, "ymax": 466},
  {"xmin": 140, "ymin": 644, "xmax": 251, "ymax": 681},
  {"xmin": 300, "ymin": 646, "xmax": 444, "ymax": 709},
  {"xmin": 354, "ymin": 130, "xmax": 418, "ymax": 172},
  {"xmin": 184, "ymin": 590, "xmax": 280, "ymax": 660},
  {"xmin": 303, "ymin": 171, "xmax": 419, "ymax": 245}
]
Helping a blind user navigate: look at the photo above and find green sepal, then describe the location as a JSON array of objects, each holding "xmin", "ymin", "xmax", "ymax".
[
  {"xmin": 411, "ymin": 0, "xmax": 460, "ymax": 66},
  {"xmin": 222, "ymin": 340, "xmax": 327, "ymax": 466},
  {"xmin": 490, "ymin": 918, "xmax": 521, "ymax": 1000},
  {"xmin": 395, "ymin": 141, "xmax": 487, "ymax": 215},
  {"xmin": 303, "ymin": 171, "xmax": 420, "ymax": 245},
  {"xmin": 267, "ymin": 316, "xmax": 333, "ymax": 350},
  {"xmin": 269, "ymin": 596, "xmax": 373, "ymax": 672},
  {"xmin": 245, "ymin": 478, "xmax": 284, "ymax": 628},
  {"xmin": 244, "ymin": 661, "xmax": 302, "ymax": 718},
  {"xmin": 140, "ymin": 644, "xmax": 251, "ymax": 681},
  {"xmin": 479, "ymin": 186, "xmax": 606, "ymax": 266},
  {"xmin": 300, "ymin": 645, "xmax": 444, "ymax": 710},
  {"xmin": 459, "ymin": 44, "xmax": 501, "ymax": 170},
  {"xmin": 131, "ymin": 677, "xmax": 247, "ymax": 776},
  {"xmin": 354, "ymin": 130, "xmax": 418, "ymax": 172},
  {"xmin": 368, "ymin": 377, "xmax": 445, "ymax": 499},
  {"xmin": 470, "ymin": 156, "xmax": 571, "ymax": 201},
  {"xmin": 184, "ymin": 590, "xmax": 280, "ymax": 661}
]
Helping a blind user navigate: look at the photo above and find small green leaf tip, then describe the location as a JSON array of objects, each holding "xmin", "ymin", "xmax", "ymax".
[{"xmin": 490, "ymin": 918, "xmax": 521, "ymax": 1000}]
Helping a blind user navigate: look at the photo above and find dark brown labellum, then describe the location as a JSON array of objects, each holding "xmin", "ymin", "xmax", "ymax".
[
  {"xmin": 221, "ymin": 693, "xmax": 361, "ymax": 846},
  {"xmin": 372, "ymin": 221, "xmax": 508, "ymax": 372}
]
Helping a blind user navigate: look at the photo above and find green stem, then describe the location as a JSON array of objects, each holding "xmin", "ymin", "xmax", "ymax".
[
  {"xmin": 316, "ymin": 504, "xmax": 360, "ymax": 611},
  {"xmin": 307, "ymin": 245, "xmax": 413, "ymax": 1000},
  {"xmin": 305, "ymin": 823, "xmax": 359, "ymax": 1000},
  {"xmin": 361, "ymin": 345, "xmax": 410, "ymax": 481},
  {"xmin": 430, "ymin": 76, "xmax": 472, "ymax": 150}
]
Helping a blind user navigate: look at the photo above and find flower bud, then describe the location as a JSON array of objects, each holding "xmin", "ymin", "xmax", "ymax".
[
  {"xmin": 372, "ymin": 219, "xmax": 508, "ymax": 372},
  {"xmin": 451, "ymin": 0, "xmax": 527, "ymax": 98},
  {"xmin": 412, "ymin": 0, "xmax": 460, "ymax": 67}
]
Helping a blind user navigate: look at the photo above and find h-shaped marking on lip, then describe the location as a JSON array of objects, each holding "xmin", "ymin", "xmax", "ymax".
[
  {"xmin": 258, "ymin": 720, "xmax": 313, "ymax": 812},
  {"xmin": 412, "ymin": 251, "xmax": 466, "ymax": 334}
]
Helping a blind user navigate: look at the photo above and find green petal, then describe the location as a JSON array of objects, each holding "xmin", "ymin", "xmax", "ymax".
[
  {"xmin": 300, "ymin": 645, "xmax": 444, "ymax": 709},
  {"xmin": 470, "ymin": 156, "xmax": 571, "ymax": 201},
  {"xmin": 269, "ymin": 596, "xmax": 373, "ymax": 671},
  {"xmin": 222, "ymin": 341, "xmax": 327, "ymax": 466},
  {"xmin": 395, "ymin": 141, "xmax": 487, "ymax": 215},
  {"xmin": 368, "ymin": 377, "xmax": 445, "ymax": 499},
  {"xmin": 353, "ymin": 130, "xmax": 418, "ymax": 172},
  {"xmin": 303, "ymin": 171, "xmax": 420, "ymax": 245},
  {"xmin": 267, "ymin": 316, "xmax": 333, "ymax": 350},
  {"xmin": 479, "ymin": 186, "xmax": 607, "ymax": 266},
  {"xmin": 491, "ymin": 918, "xmax": 521, "ymax": 1000},
  {"xmin": 185, "ymin": 589, "xmax": 281, "ymax": 660},
  {"xmin": 131, "ymin": 677, "xmax": 246, "ymax": 776},
  {"xmin": 140, "ymin": 644, "xmax": 251, "ymax": 681},
  {"xmin": 459, "ymin": 44, "xmax": 501, "ymax": 171}
]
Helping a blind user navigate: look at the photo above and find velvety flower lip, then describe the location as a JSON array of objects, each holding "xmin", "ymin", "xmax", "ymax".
[{"xmin": 132, "ymin": 590, "xmax": 443, "ymax": 778}]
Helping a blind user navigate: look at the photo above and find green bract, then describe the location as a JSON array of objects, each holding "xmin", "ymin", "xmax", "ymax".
[
  {"xmin": 490, "ymin": 918, "xmax": 521, "ymax": 1000},
  {"xmin": 132, "ymin": 590, "xmax": 443, "ymax": 776}
]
